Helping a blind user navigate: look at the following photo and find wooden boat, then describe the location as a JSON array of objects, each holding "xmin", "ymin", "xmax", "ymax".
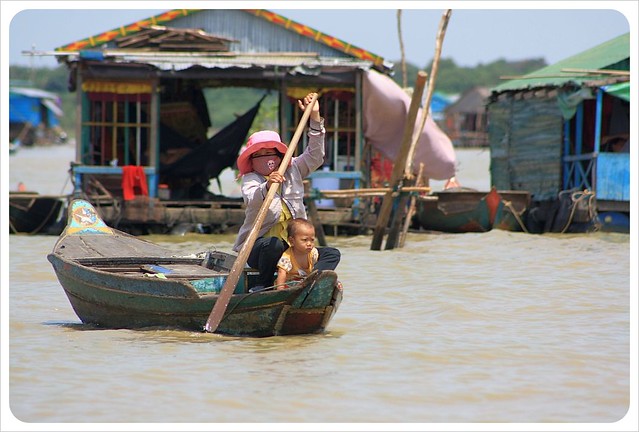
[
  {"xmin": 414, "ymin": 187, "xmax": 530, "ymax": 233},
  {"xmin": 47, "ymin": 199, "xmax": 343, "ymax": 337},
  {"xmin": 9, "ymin": 191, "xmax": 67, "ymax": 235}
]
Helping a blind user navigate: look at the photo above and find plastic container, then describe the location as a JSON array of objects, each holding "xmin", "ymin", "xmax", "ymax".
[
  {"xmin": 312, "ymin": 167, "xmax": 338, "ymax": 208},
  {"xmin": 158, "ymin": 184, "xmax": 170, "ymax": 200}
]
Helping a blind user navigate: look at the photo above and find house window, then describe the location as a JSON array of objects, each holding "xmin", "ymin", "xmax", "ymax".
[
  {"xmin": 323, "ymin": 91, "xmax": 356, "ymax": 171},
  {"xmin": 82, "ymin": 80, "xmax": 152, "ymax": 166},
  {"xmin": 285, "ymin": 89, "xmax": 357, "ymax": 171}
]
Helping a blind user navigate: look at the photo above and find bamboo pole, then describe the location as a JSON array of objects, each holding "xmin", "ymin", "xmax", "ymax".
[
  {"xmin": 397, "ymin": 10, "xmax": 408, "ymax": 89},
  {"xmin": 382, "ymin": 9, "xmax": 451, "ymax": 251},
  {"xmin": 404, "ymin": 9, "xmax": 452, "ymax": 178},
  {"xmin": 369, "ymin": 72, "xmax": 428, "ymax": 251},
  {"xmin": 561, "ymin": 68, "xmax": 630, "ymax": 76},
  {"xmin": 500, "ymin": 69, "xmax": 630, "ymax": 80},
  {"xmin": 399, "ymin": 162, "xmax": 424, "ymax": 248},
  {"xmin": 385, "ymin": 180, "xmax": 413, "ymax": 250},
  {"xmin": 313, "ymin": 186, "xmax": 431, "ymax": 197}
]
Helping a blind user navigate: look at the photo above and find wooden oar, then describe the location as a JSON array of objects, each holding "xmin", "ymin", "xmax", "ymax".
[{"xmin": 204, "ymin": 93, "xmax": 319, "ymax": 333}]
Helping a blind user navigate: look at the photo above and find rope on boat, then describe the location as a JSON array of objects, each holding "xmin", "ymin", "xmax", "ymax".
[
  {"xmin": 559, "ymin": 190, "xmax": 597, "ymax": 234},
  {"xmin": 27, "ymin": 202, "xmax": 63, "ymax": 235},
  {"xmin": 502, "ymin": 200, "xmax": 530, "ymax": 234},
  {"xmin": 11, "ymin": 199, "xmax": 64, "ymax": 235}
]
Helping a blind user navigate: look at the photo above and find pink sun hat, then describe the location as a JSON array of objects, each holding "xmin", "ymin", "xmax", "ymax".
[{"xmin": 237, "ymin": 130, "xmax": 289, "ymax": 175}]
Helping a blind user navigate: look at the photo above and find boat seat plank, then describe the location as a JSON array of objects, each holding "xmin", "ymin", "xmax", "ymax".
[
  {"xmin": 141, "ymin": 263, "xmax": 225, "ymax": 278},
  {"xmin": 57, "ymin": 234, "xmax": 175, "ymax": 259}
]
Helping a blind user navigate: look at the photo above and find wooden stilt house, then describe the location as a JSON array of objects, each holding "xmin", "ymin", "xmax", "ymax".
[
  {"xmin": 486, "ymin": 33, "xmax": 630, "ymax": 233},
  {"xmin": 50, "ymin": 9, "xmax": 398, "ymax": 234}
]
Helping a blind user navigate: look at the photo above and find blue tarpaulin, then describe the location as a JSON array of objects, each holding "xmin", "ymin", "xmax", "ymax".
[{"xmin": 9, "ymin": 87, "xmax": 62, "ymax": 126}]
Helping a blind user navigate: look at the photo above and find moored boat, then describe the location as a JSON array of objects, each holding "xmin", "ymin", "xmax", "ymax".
[
  {"xmin": 47, "ymin": 199, "xmax": 343, "ymax": 337},
  {"xmin": 492, "ymin": 190, "xmax": 531, "ymax": 232},
  {"xmin": 9, "ymin": 191, "xmax": 67, "ymax": 235},
  {"xmin": 414, "ymin": 187, "xmax": 530, "ymax": 233}
]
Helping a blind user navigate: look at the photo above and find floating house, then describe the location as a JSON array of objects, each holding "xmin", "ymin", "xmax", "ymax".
[
  {"xmin": 486, "ymin": 33, "xmax": 630, "ymax": 233},
  {"xmin": 47, "ymin": 9, "xmax": 456, "ymax": 235},
  {"xmin": 443, "ymin": 86, "xmax": 489, "ymax": 148},
  {"xmin": 9, "ymin": 85, "xmax": 67, "ymax": 147}
]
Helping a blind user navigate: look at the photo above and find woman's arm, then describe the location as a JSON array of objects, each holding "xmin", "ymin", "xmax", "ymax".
[
  {"xmin": 292, "ymin": 93, "xmax": 326, "ymax": 178},
  {"xmin": 241, "ymin": 173, "xmax": 268, "ymax": 204}
]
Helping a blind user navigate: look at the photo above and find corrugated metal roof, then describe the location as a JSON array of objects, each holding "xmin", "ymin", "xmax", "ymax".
[
  {"xmin": 57, "ymin": 50, "xmax": 375, "ymax": 73},
  {"xmin": 54, "ymin": 9, "xmax": 391, "ymax": 72},
  {"xmin": 492, "ymin": 33, "xmax": 630, "ymax": 93}
]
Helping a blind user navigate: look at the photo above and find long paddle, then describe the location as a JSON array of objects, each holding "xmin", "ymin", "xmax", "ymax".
[{"xmin": 205, "ymin": 93, "xmax": 319, "ymax": 333}]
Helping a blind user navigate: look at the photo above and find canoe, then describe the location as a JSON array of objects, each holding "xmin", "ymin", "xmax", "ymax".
[
  {"xmin": 47, "ymin": 199, "xmax": 343, "ymax": 337},
  {"xmin": 9, "ymin": 191, "xmax": 67, "ymax": 235},
  {"xmin": 414, "ymin": 187, "xmax": 530, "ymax": 233}
]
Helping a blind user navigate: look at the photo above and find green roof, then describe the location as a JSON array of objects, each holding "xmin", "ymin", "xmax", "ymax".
[
  {"xmin": 603, "ymin": 81, "xmax": 630, "ymax": 102},
  {"xmin": 493, "ymin": 33, "xmax": 630, "ymax": 93}
]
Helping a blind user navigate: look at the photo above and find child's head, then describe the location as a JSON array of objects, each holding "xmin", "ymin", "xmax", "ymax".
[{"xmin": 287, "ymin": 218, "xmax": 316, "ymax": 252}]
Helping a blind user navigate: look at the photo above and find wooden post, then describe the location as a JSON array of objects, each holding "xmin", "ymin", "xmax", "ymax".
[
  {"xmin": 399, "ymin": 162, "xmax": 425, "ymax": 248},
  {"xmin": 383, "ymin": 9, "xmax": 452, "ymax": 251},
  {"xmin": 384, "ymin": 178, "xmax": 414, "ymax": 250},
  {"xmin": 370, "ymin": 72, "xmax": 428, "ymax": 250}
]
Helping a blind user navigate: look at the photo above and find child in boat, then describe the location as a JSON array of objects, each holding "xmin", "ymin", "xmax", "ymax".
[
  {"xmin": 233, "ymin": 92, "xmax": 340, "ymax": 289},
  {"xmin": 275, "ymin": 218, "xmax": 319, "ymax": 287}
]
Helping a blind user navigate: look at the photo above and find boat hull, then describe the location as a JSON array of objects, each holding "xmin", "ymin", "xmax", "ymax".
[
  {"xmin": 47, "ymin": 199, "xmax": 342, "ymax": 337},
  {"xmin": 9, "ymin": 192, "xmax": 66, "ymax": 234},
  {"xmin": 415, "ymin": 188, "xmax": 530, "ymax": 233}
]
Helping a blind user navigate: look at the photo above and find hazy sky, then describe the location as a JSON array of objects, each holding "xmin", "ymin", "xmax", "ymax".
[{"xmin": 3, "ymin": 2, "xmax": 634, "ymax": 70}]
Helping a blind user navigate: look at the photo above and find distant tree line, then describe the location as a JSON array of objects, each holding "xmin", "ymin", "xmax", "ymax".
[
  {"xmin": 9, "ymin": 57, "xmax": 546, "ymax": 138},
  {"xmin": 392, "ymin": 57, "xmax": 547, "ymax": 94}
]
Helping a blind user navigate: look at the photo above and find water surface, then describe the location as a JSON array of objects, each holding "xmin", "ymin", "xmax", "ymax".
[{"xmin": 4, "ymin": 144, "xmax": 634, "ymax": 430}]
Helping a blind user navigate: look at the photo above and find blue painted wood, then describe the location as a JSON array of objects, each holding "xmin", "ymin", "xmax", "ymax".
[
  {"xmin": 72, "ymin": 165, "xmax": 158, "ymax": 198},
  {"xmin": 596, "ymin": 153, "xmax": 630, "ymax": 201},
  {"xmin": 594, "ymin": 89, "xmax": 603, "ymax": 153}
]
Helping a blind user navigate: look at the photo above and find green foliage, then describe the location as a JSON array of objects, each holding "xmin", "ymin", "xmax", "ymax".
[
  {"xmin": 9, "ymin": 64, "xmax": 68, "ymax": 92},
  {"xmin": 391, "ymin": 57, "xmax": 547, "ymax": 95},
  {"xmin": 203, "ymin": 88, "xmax": 279, "ymax": 134}
]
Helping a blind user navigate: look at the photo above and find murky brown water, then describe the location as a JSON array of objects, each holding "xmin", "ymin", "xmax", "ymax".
[{"xmin": 4, "ymin": 144, "xmax": 634, "ymax": 428}]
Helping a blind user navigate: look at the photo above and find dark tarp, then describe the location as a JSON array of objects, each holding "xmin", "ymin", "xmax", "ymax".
[{"xmin": 161, "ymin": 95, "xmax": 265, "ymax": 181}]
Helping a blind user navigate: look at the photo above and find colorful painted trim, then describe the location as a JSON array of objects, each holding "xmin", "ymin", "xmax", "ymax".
[
  {"xmin": 247, "ymin": 9, "xmax": 386, "ymax": 67},
  {"xmin": 55, "ymin": 9, "xmax": 200, "ymax": 52},
  {"xmin": 64, "ymin": 200, "xmax": 113, "ymax": 235},
  {"xmin": 82, "ymin": 80, "xmax": 153, "ymax": 94},
  {"xmin": 54, "ymin": 9, "xmax": 386, "ymax": 67}
]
